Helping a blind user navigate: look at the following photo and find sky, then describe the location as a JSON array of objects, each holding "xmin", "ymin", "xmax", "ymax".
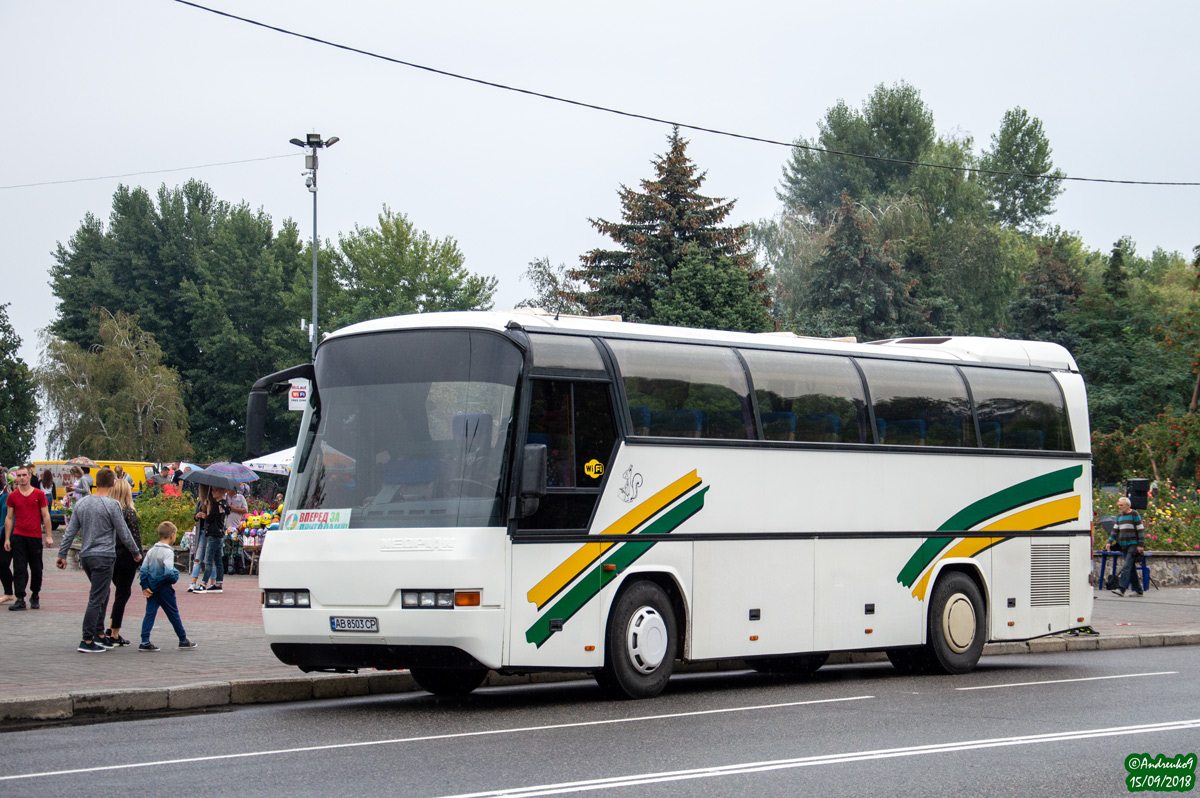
[{"xmin": 3, "ymin": 1, "xmax": 1199, "ymax": 457}]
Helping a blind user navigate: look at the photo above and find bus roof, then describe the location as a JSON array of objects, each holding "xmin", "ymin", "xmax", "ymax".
[{"xmin": 325, "ymin": 310, "xmax": 1079, "ymax": 372}]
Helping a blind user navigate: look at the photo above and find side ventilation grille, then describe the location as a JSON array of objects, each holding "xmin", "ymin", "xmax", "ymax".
[{"xmin": 1031, "ymin": 544, "xmax": 1071, "ymax": 606}]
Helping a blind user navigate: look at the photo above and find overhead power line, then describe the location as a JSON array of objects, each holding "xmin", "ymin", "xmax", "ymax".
[
  {"xmin": 0, "ymin": 154, "xmax": 293, "ymax": 191},
  {"xmin": 173, "ymin": 0, "xmax": 1200, "ymax": 188}
]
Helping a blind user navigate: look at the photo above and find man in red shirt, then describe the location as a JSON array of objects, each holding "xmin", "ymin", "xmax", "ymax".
[{"xmin": 4, "ymin": 464, "xmax": 54, "ymax": 611}]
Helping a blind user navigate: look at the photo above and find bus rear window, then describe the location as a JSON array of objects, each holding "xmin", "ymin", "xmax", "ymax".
[{"xmin": 961, "ymin": 367, "xmax": 1072, "ymax": 451}]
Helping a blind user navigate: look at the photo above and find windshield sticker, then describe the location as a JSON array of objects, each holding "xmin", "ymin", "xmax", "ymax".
[
  {"xmin": 284, "ymin": 509, "xmax": 353, "ymax": 530},
  {"xmin": 584, "ymin": 459, "xmax": 605, "ymax": 479}
]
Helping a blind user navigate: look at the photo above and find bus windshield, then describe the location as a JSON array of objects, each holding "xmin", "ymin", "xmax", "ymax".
[{"xmin": 289, "ymin": 329, "xmax": 523, "ymax": 529}]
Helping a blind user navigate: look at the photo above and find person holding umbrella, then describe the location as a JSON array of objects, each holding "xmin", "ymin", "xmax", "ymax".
[{"xmin": 190, "ymin": 469, "xmax": 236, "ymax": 594}]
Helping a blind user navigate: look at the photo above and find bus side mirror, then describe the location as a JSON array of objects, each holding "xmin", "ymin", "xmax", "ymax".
[
  {"xmin": 520, "ymin": 443, "xmax": 548, "ymax": 516},
  {"xmin": 246, "ymin": 389, "xmax": 269, "ymax": 460},
  {"xmin": 245, "ymin": 363, "xmax": 316, "ymax": 460}
]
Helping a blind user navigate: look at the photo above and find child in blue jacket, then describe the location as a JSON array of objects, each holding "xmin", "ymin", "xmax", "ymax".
[{"xmin": 138, "ymin": 522, "xmax": 197, "ymax": 651}]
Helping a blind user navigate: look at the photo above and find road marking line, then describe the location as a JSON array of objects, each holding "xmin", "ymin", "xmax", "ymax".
[
  {"xmin": 0, "ymin": 695, "xmax": 873, "ymax": 782},
  {"xmin": 432, "ymin": 718, "xmax": 1200, "ymax": 798},
  {"xmin": 955, "ymin": 671, "xmax": 1178, "ymax": 691}
]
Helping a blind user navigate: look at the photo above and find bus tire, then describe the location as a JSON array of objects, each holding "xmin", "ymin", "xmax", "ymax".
[
  {"xmin": 748, "ymin": 653, "xmax": 828, "ymax": 676},
  {"xmin": 927, "ymin": 571, "xmax": 985, "ymax": 675},
  {"xmin": 409, "ymin": 666, "xmax": 488, "ymax": 697},
  {"xmin": 600, "ymin": 580, "xmax": 677, "ymax": 700}
]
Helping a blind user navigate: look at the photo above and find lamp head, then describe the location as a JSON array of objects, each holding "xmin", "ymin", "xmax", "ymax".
[{"xmin": 289, "ymin": 138, "xmax": 305, "ymax": 147}]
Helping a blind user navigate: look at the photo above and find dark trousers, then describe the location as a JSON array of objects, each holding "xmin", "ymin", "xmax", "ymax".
[
  {"xmin": 141, "ymin": 583, "xmax": 187, "ymax": 644},
  {"xmin": 80, "ymin": 555, "xmax": 115, "ymax": 642},
  {"xmin": 0, "ymin": 542, "xmax": 12, "ymax": 595},
  {"xmin": 1119, "ymin": 546, "xmax": 1144, "ymax": 593},
  {"xmin": 110, "ymin": 552, "xmax": 138, "ymax": 630},
  {"xmin": 11, "ymin": 535, "xmax": 45, "ymax": 600}
]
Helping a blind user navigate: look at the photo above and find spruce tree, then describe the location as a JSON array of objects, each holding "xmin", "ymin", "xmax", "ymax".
[
  {"xmin": 797, "ymin": 193, "xmax": 919, "ymax": 341},
  {"xmin": 576, "ymin": 127, "xmax": 767, "ymax": 323},
  {"xmin": 1102, "ymin": 240, "xmax": 1129, "ymax": 299}
]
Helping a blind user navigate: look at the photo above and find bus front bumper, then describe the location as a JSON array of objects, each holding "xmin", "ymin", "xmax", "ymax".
[{"xmin": 262, "ymin": 607, "xmax": 505, "ymax": 671}]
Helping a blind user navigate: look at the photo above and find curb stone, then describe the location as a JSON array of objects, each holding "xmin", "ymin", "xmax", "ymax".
[
  {"xmin": 0, "ymin": 633, "xmax": 1193, "ymax": 724},
  {"xmin": 0, "ymin": 694, "xmax": 73, "ymax": 723},
  {"xmin": 72, "ymin": 688, "xmax": 169, "ymax": 715},
  {"xmin": 169, "ymin": 682, "xmax": 232, "ymax": 710}
]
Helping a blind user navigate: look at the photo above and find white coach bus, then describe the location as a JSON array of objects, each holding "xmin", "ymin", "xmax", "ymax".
[{"xmin": 245, "ymin": 310, "xmax": 1092, "ymax": 699}]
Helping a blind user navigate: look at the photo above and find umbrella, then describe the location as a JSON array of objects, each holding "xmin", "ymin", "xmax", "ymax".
[
  {"xmin": 183, "ymin": 468, "xmax": 237, "ymax": 490},
  {"xmin": 243, "ymin": 447, "xmax": 293, "ymax": 477},
  {"xmin": 68, "ymin": 456, "xmax": 98, "ymax": 466},
  {"xmin": 205, "ymin": 461, "xmax": 260, "ymax": 483},
  {"xmin": 179, "ymin": 461, "xmax": 202, "ymax": 472}
]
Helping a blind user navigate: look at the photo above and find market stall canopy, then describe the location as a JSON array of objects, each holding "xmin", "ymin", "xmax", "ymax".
[{"xmin": 243, "ymin": 447, "xmax": 294, "ymax": 476}]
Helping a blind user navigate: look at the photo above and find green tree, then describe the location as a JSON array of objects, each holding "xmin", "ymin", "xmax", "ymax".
[
  {"xmin": 651, "ymin": 249, "xmax": 771, "ymax": 332},
  {"xmin": 1007, "ymin": 231, "xmax": 1084, "ymax": 349},
  {"xmin": 978, "ymin": 107, "xmax": 1065, "ymax": 230},
  {"xmin": 515, "ymin": 256, "xmax": 587, "ymax": 315},
  {"xmin": 37, "ymin": 309, "xmax": 191, "ymax": 461},
  {"xmin": 795, "ymin": 193, "xmax": 919, "ymax": 340},
  {"xmin": 0, "ymin": 304, "xmax": 38, "ymax": 464},
  {"xmin": 777, "ymin": 81, "xmax": 936, "ymax": 222},
  {"xmin": 576, "ymin": 127, "xmax": 766, "ymax": 323},
  {"xmin": 330, "ymin": 206, "xmax": 496, "ymax": 328},
  {"xmin": 1103, "ymin": 239, "xmax": 1130, "ymax": 299},
  {"xmin": 50, "ymin": 181, "xmax": 313, "ymax": 460},
  {"xmin": 1160, "ymin": 245, "xmax": 1200, "ymax": 415}
]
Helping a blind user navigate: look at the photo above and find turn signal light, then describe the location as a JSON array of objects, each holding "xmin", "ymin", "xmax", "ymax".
[{"xmin": 455, "ymin": 591, "xmax": 481, "ymax": 606}]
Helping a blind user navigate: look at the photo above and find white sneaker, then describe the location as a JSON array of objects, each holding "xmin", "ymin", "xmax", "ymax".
[
  {"xmin": 1110, "ymin": 588, "xmax": 1125, "ymax": 597},
  {"xmin": 189, "ymin": 584, "xmax": 204, "ymax": 593}
]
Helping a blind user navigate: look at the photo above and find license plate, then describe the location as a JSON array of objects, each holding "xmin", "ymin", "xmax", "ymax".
[{"xmin": 329, "ymin": 616, "xmax": 379, "ymax": 633}]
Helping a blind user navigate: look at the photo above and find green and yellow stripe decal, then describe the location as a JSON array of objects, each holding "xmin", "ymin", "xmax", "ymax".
[
  {"xmin": 524, "ymin": 471, "xmax": 706, "ymax": 648},
  {"xmin": 898, "ymin": 464, "xmax": 1083, "ymax": 600}
]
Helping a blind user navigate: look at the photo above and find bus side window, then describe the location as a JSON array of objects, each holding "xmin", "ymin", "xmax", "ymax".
[
  {"xmin": 739, "ymin": 349, "xmax": 867, "ymax": 444},
  {"xmin": 519, "ymin": 379, "xmax": 617, "ymax": 532},
  {"xmin": 858, "ymin": 360, "xmax": 975, "ymax": 448},
  {"xmin": 609, "ymin": 340, "xmax": 754, "ymax": 441}
]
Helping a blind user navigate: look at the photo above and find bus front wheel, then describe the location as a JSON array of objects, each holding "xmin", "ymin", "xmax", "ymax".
[
  {"xmin": 597, "ymin": 580, "xmax": 677, "ymax": 700},
  {"xmin": 927, "ymin": 571, "xmax": 985, "ymax": 675},
  {"xmin": 410, "ymin": 666, "xmax": 488, "ymax": 697}
]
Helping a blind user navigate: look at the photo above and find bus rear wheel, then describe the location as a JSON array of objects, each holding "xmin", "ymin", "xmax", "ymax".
[
  {"xmin": 410, "ymin": 666, "xmax": 488, "ymax": 697},
  {"xmin": 748, "ymin": 653, "xmax": 829, "ymax": 677},
  {"xmin": 928, "ymin": 571, "xmax": 985, "ymax": 674},
  {"xmin": 888, "ymin": 571, "xmax": 985, "ymax": 675},
  {"xmin": 597, "ymin": 580, "xmax": 677, "ymax": 700}
]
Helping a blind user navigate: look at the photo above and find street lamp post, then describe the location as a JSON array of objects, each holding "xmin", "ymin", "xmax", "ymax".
[{"xmin": 289, "ymin": 133, "xmax": 339, "ymax": 360}]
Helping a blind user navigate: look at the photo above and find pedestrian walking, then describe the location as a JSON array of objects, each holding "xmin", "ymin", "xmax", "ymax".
[
  {"xmin": 4, "ymin": 464, "xmax": 55, "ymax": 611},
  {"xmin": 55, "ymin": 467, "xmax": 143, "ymax": 653},
  {"xmin": 1106, "ymin": 495, "xmax": 1146, "ymax": 597},
  {"xmin": 104, "ymin": 479, "xmax": 144, "ymax": 646},
  {"xmin": 138, "ymin": 521, "xmax": 196, "ymax": 652}
]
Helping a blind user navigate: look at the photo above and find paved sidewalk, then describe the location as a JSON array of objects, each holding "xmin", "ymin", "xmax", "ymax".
[{"xmin": 2, "ymin": 546, "xmax": 1199, "ymax": 723}]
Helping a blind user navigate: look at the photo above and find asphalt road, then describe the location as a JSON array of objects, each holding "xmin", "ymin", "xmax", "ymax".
[{"xmin": 2, "ymin": 646, "xmax": 1197, "ymax": 798}]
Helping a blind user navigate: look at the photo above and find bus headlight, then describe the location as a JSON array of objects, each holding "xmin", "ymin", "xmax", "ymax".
[
  {"xmin": 401, "ymin": 590, "xmax": 456, "ymax": 608},
  {"xmin": 263, "ymin": 589, "xmax": 310, "ymax": 607}
]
